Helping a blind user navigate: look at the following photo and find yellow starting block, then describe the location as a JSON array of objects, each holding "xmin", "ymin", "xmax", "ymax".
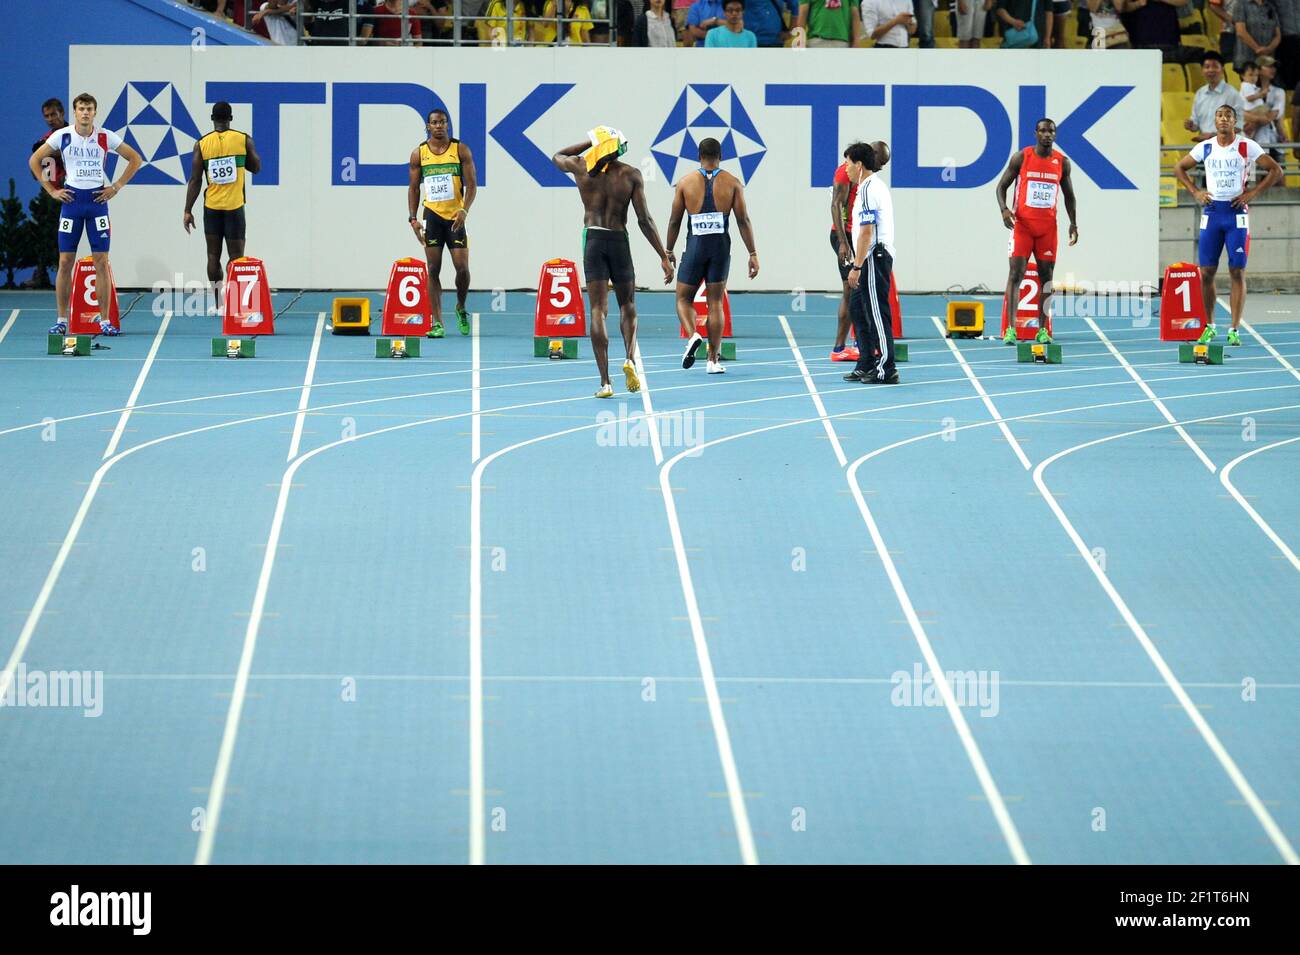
[
  {"xmin": 946, "ymin": 301, "xmax": 984, "ymax": 339},
  {"xmin": 331, "ymin": 297, "xmax": 371, "ymax": 335}
]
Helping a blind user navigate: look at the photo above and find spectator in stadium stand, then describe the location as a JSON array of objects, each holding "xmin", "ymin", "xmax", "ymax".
[
  {"xmin": 1085, "ymin": 0, "xmax": 1130, "ymax": 48},
  {"xmin": 1206, "ymin": 0, "xmax": 1236, "ymax": 61},
  {"xmin": 705, "ymin": 0, "xmax": 759, "ymax": 42},
  {"xmin": 477, "ymin": 0, "xmax": 527, "ymax": 42},
  {"xmin": 612, "ymin": 0, "xmax": 640, "ymax": 45},
  {"xmin": 637, "ymin": 0, "xmax": 683, "ymax": 43},
  {"xmin": 795, "ymin": 0, "xmax": 864, "ymax": 47},
  {"xmin": 538, "ymin": 0, "xmax": 595, "ymax": 42},
  {"xmin": 306, "ymin": 0, "xmax": 351, "ymax": 43},
  {"xmin": 957, "ymin": 0, "xmax": 994, "ymax": 49},
  {"xmin": 252, "ymin": 1, "xmax": 300, "ymax": 43},
  {"xmin": 745, "ymin": 0, "xmax": 796, "ymax": 46},
  {"xmin": 1230, "ymin": 0, "xmax": 1280, "ymax": 73},
  {"xmin": 672, "ymin": 0, "xmax": 695, "ymax": 31},
  {"xmin": 912, "ymin": 0, "xmax": 936, "ymax": 47},
  {"xmin": 1277, "ymin": 0, "xmax": 1300, "ymax": 91},
  {"xmin": 1118, "ymin": 0, "xmax": 1187, "ymax": 60},
  {"xmin": 994, "ymin": 0, "xmax": 1048, "ymax": 46},
  {"xmin": 362, "ymin": 0, "xmax": 422, "ymax": 43},
  {"xmin": 1184, "ymin": 51, "xmax": 1246, "ymax": 141},
  {"xmin": 861, "ymin": 0, "xmax": 917, "ymax": 49},
  {"xmin": 1241, "ymin": 56, "xmax": 1285, "ymax": 156},
  {"xmin": 685, "ymin": 0, "xmax": 728, "ymax": 44}
]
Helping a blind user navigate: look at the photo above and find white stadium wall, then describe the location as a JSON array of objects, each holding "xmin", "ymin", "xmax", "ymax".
[{"xmin": 71, "ymin": 47, "xmax": 1160, "ymax": 292}]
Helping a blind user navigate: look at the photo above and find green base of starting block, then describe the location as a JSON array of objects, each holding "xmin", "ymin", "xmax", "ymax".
[
  {"xmin": 211, "ymin": 337, "xmax": 256, "ymax": 358},
  {"xmin": 377, "ymin": 336, "xmax": 421, "ymax": 358},
  {"xmin": 48, "ymin": 334, "xmax": 91, "ymax": 356},
  {"xmin": 1017, "ymin": 342, "xmax": 1063, "ymax": 364},
  {"xmin": 894, "ymin": 342, "xmax": 908, "ymax": 362},
  {"xmin": 534, "ymin": 336, "xmax": 579, "ymax": 359},
  {"xmin": 1179, "ymin": 343, "xmax": 1224, "ymax": 365},
  {"xmin": 699, "ymin": 341, "xmax": 737, "ymax": 361}
]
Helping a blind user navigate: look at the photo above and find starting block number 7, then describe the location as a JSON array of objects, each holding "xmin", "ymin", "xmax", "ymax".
[{"xmin": 237, "ymin": 273, "xmax": 259, "ymax": 310}]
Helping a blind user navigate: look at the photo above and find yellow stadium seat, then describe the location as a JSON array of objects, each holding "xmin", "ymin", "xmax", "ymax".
[
  {"xmin": 1163, "ymin": 63, "xmax": 1187, "ymax": 92},
  {"xmin": 934, "ymin": 37, "xmax": 960, "ymax": 48},
  {"xmin": 980, "ymin": 36, "xmax": 1001, "ymax": 48},
  {"xmin": 1224, "ymin": 64, "xmax": 1240, "ymax": 87},
  {"xmin": 1161, "ymin": 91, "xmax": 1194, "ymax": 146},
  {"xmin": 1181, "ymin": 33, "xmax": 1212, "ymax": 51},
  {"xmin": 1185, "ymin": 62, "xmax": 1205, "ymax": 91},
  {"xmin": 934, "ymin": 11, "xmax": 953, "ymax": 37}
]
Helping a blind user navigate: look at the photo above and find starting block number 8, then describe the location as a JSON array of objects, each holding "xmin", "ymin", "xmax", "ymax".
[
  {"xmin": 84, "ymin": 274, "xmax": 98, "ymax": 307},
  {"xmin": 398, "ymin": 274, "xmax": 421, "ymax": 307}
]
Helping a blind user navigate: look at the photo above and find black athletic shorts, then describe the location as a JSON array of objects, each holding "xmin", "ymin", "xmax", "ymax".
[
  {"xmin": 677, "ymin": 232, "xmax": 730, "ymax": 288},
  {"xmin": 583, "ymin": 227, "xmax": 634, "ymax": 284},
  {"xmin": 204, "ymin": 206, "xmax": 246, "ymax": 241},
  {"xmin": 424, "ymin": 209, "xmax": 468, "ymax": 249},
  {"xmin": 830, "ymin": 230, "xmax": 852, "ymax": 282}
]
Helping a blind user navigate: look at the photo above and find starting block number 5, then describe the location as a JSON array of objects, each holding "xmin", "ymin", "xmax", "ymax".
[
  {"xmin": 398, "ymin": 274, "xmax": 421, "ymax": 307},
  {"xmin": 550, "ymin": 284, "xmax": 572, "ymax": 309}
]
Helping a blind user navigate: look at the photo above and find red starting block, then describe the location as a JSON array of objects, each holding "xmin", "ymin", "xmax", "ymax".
[
  {"xmin": 381, "ymin": 257, "xmax": 432, "ymax": 336},
  {"xmin": 535, "ymin": 258, "xmax": 585, "ymax": 338},
  {"xmin": 221, "ymin": 257, "xmax": 274, "ymax": 336},
  {"xmin": 68, "ymin": 257, "xmax": 119, "ymax": 334},
  {"xmin": 1159, "ymin": 262, "xmax": 1207, "ymax": 341},
  {"xmin": 1000, "ymin": 264, "xmax": 1052, "ymax": 341},
  {"xmin": 888, "ymin": 271, "xmax": 903, "ymax": 339},
  {"xmin": 681, "ymin": 281, "xmax": 733, "ymax": 338}
]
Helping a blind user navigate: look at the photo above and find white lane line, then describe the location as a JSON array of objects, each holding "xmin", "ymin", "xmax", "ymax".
[
  {"xmin": 782, "ymin": 316, "xmax": 1028, "ymax": 863},
  {"xmin": 1084, "ymin": 316, "xmax": 1216, "ymax": 473},
  {"xmin": 634, "ymin": 342, "xmax": 664, "ymax": 466},
  {"xmin": 1239, "ymin": 316, "xmax": 1300, "ymax": 383},
  {"xmin": 658, "ymin": 445, "xmax": 758, "ymax": 864},
  {"xmin": 472, "ymin": 312, "xmax": 481, "ymax": 463},
  {"xmin": 1034, "ymin": 415, "xmax": 1300, "ymax": 865},
  {"xmin": 931, "ymin": 316, "xmax": 1030, "ymax": 470},
  {"xmin": 779, "ymin": 315, "xmax": 845, "ymax": 467},
  {"xmin": 102, "ymin": 311, "xmax": 171, "ymax": 460},
  {"xmin": 285, "ymin": 313, "xmax": 326, "ymax": 461},
  {"xmin": 0, "ymin": 310, "xmax": 18, "ymax": 345},
  {"xmin": 1220, "ymin": 435, "xmax": 1300, "ymax": 573}
]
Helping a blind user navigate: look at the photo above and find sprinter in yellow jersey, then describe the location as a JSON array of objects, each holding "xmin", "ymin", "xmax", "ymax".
[
  {"xmin": 407, "ymin": 108, "xmax": 477, "ymax": 337},
  {"xmin": 183, "ymin": 102, "xmax": 261, "ymax": 294}
]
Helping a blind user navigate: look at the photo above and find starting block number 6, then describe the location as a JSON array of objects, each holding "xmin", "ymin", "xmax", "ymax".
[{"xmin": 398, "ymin": 274, "xmax": 421, "ymax": 307}]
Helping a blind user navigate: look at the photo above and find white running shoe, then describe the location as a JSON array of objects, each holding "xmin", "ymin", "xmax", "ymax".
[
  {"xmin": 706, "ymin": 360, "xmax": 725, "ymax": 375},
  {"xmin": 682, "ymin": 332, "xmax": 704, "ymax": 369}
]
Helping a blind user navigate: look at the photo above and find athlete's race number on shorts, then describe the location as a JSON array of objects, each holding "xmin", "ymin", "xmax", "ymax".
[
  {"xmin": 94, "ymin": 216, "xmax": 109, "ymax": 233},
  {"xmin": 58, "ymin": 218, "xmax": 73, "ymax": 233},
  {"xmin": 208, "ymin": 156, "xmax": 237, "ymax": 185},
  {"xmin": 423, "ymin": 174, "xmax": 453, "ymax": 204}
]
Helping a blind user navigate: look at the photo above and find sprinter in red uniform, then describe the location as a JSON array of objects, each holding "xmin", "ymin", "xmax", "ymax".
[{"xmin": 995, "ymin": 118, "xmax": 1078, "ymax": 345}]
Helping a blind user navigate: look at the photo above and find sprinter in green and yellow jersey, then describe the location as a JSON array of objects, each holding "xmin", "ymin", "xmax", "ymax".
[
  {"xmin": 407, "ymin": 108, "xmax": 477, "ymax": 338},
  {"xmin": 184, "ymin": 101, "xmax": 261, "ymax": 297}
]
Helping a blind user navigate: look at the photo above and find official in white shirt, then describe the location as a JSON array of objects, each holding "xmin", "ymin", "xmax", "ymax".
[{"xmin": 843, "ymin": 140, "xmax": 899, "ymax": 384}]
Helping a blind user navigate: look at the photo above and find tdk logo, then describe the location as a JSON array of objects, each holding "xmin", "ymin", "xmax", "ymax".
[
  {"xmin": 109, "ymin": 80, "xmax": 1135, "ymax": 191},
  {"xmin": 652, "ymin": 85, "xmax": 767, "ymax": 184}
]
